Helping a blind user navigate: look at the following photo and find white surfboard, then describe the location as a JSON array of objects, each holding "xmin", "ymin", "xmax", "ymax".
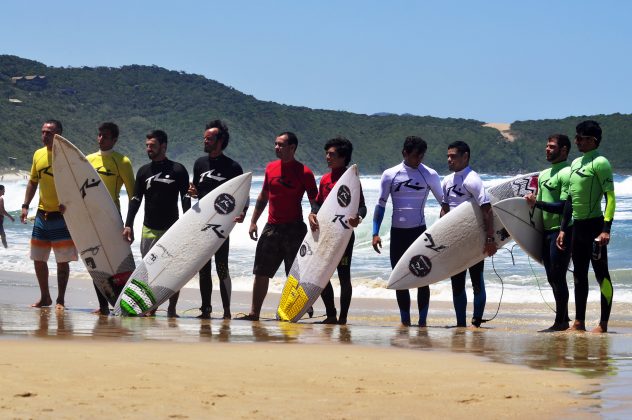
[
  {"xmin": 387, "ymin": 172, "xmax": 538, "ymax": 290},
  {"xmin": 114, "ymin": 172, "xmax": 252, "ymax": 316},
  {"xmin": 493, "ymin": 197, "xmax": 543, "ymax": 263},
  {"xmin": 52, "ymin": 134, "xmax": 135, "ymax": 306},
  {"xmin": 277, "ymin": 165, "xmax": 361, "ymax": 322}
]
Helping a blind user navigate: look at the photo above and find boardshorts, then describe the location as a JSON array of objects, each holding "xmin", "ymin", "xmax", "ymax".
[
  {"xmin": 30, "ymin": 210, "xmax": 78, "ymax": 263},
  {"xmin": 253, "ymin": 221, "xmax": 307, "ymax": 278}
]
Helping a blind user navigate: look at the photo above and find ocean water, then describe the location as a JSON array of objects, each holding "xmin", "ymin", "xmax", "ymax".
[{"xmin": 1, "ymin": 173, "xmax": 631, "ymax": 305}]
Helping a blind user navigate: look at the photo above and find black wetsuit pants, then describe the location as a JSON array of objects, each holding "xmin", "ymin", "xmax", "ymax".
[
  {"xmin": 572, "ymin": 217, "xmax": 613, "ymax": 328},
  {"xmin": 542, "ymin": 229, "xmax": 572, "ymax": 325},
  {"xmin": 320, "ymin": 232, "xmax": 355, "ymax": 324},
  {"xmin": 390, "ymin": 226, "xmax": 429, "ymax": 326}
]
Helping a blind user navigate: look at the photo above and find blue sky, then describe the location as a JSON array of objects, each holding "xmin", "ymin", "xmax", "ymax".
[{"xmin": 2, "ymin": 0, "xmax": 631, "ymax": 122}]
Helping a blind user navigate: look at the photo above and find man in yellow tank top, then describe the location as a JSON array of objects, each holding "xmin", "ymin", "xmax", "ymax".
[
  {"xmin": 86, "ymin": 122, "xmax": 135, "ymax": 315},
  {"xmin": 20, "ymin": 120, "xmax": 78, "ymax": 310}
]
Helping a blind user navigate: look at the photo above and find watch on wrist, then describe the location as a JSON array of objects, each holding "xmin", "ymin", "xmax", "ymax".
[{"xmin": 21, "ymin": 204, "xmax": 29, "ymax": 210}]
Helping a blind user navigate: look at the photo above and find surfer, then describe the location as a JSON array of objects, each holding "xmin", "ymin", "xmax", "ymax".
[
  {"xmin": 20, "ymin": 120, "xmax": 78, "ymax": 310},
  {"xmin": 557, "ymin": 120, "xmax": 615, "ymax": 333},
  {"xmin": 372, "ymin": 136, "xmax": 443, "ymax": 327},
  {"xmin": 441, "ymin": 141, "xmax": 496, "ymax": 328},
  {"xmin": 122, "ymin": 130, "xmax": 191, "ymax": 318},
  {"xmin": 525, "ymin": 134, "xmax": 573, "ymax": 331},
  {"xmin": 0, "ymin": 184, "xmax": 15, "ymax": 248},
  {"xmin": 86, "ymin": 122, "xmax": 135, "ymax": 315},
  {"xmin": 308, "ymin": 137, "xmax": 367, "ymax": 325},
  {"xmin": 187, "ymin": 120, "xmax": 247, "ymax": 320},
  {"xmin": 237, "ymin": 132, "xmax": 318, "ymax": 321}
]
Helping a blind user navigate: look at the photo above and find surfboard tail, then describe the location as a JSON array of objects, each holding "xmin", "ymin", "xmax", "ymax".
[{"xmin": 277, "ymin": 275, "xmax": 310, "ymax": 322}]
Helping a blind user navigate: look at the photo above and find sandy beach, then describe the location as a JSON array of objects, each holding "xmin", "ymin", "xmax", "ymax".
[{"xmin": 2, "ymin": 271, "xmax": 632, "ymax": 418}]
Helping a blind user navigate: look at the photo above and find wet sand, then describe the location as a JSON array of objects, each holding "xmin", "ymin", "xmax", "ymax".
[{"xmin": 2, "ymin": 270, "xmax": 632, "ymax": 417}]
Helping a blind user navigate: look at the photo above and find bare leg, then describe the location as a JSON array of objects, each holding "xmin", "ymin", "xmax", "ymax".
[
  {"xmin": 250, "ymin": 275, "xmax": 269, "ymax": 318},
  {"xmin": 55, "ymin": 262, "xmax": 69, "ymax": 309},
  {"xmin": 32, "ymin": 260, "xmax": 52, "ymax": 307}
]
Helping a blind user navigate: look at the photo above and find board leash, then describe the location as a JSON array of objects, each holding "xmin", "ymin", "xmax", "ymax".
[
  {"xmin": 483, "ymin": 245, "xmax": 512, "ymax": 324},
  {"xmin": 527, "ymin": 256, "xmax": 556, "ymax": 314}
]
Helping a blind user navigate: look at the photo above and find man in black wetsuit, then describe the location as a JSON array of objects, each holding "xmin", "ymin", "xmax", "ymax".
[
  {"xmin": 123, "ymin": 129, "xmax": 190, "ymax": 318},
  {"xmin": 187, "ymin": 120, "xmax": 246, "ymax": 320}
]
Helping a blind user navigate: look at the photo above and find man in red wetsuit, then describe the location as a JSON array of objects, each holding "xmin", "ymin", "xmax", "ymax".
[{"xmin": 237, "ymin": 132, "xmax": 318, "ymax": 321}]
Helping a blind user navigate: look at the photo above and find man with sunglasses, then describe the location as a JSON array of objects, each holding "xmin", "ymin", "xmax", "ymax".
[
  {"xmin": 557, "ymin": 120, "xmax": 615, "ymax": 333},
  {"xmin": 187, "ymin": 120, "xmax": 246, "ymax": 320},
  {"xmin": 238, "ymin": 132, "xmax": 318, "ymax": 321}
]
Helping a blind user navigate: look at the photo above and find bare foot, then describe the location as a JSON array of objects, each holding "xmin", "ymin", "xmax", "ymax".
[
  {"xmin": 31, "ymin": 298, "xmax": 52, "ymax": 308},
  {"xmin": 569, "ymin": 320, "xmax": 586, "ymax": 331},
  {"xmin": 92, "ymin": 308, "xmax": 110, "ymax": 316},
  {"xmin": 591, "ymin": 324, "xmax": 607, "ymax": 334},
  {"xmin": 55, "ymin": 303, "xmax": 65, "ymax": 311}
]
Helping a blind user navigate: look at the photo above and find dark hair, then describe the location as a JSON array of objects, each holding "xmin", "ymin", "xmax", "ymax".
[
  {"xmin": 278, "ymin": 131, "xmax": 298, "ymax": 147},
  {"xmin": 45, "ymin": 119, "xmax": 63, "ymax": 134},
  {"xmin": 206, "ymin": 119, "xmax": 230, "ymax": 150},
  {"xmin": 447, "ymin": 141, "xmax": 470, "ymax": 160},
  {"xmin": 548, "ymin": 133, "xmax": 571, "ymax": 154},
  {"xmin": 402, "ymin": 136, "xmax": 427, "ymax": 155},
  {"xmin": 146, "ymin": 129, "xmax": 168, "ymax": 145},
  {"xmin": 99, "ymin": 122, "xmax": 119, "ymax": 139},
  {"xmin": 576, "ymin": 120, "xmax": 602, "ymax": 144},
  {"xmin": 324, "ymin": 136, "xmax": 353, "ymax": 166},
  {"xmin": 0, "ymin": 185, "xmax": 4, "ymax": 190}
]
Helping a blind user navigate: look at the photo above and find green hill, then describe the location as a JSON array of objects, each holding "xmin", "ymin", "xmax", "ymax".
[{"xmin": 1, "ymin": 55, "xmax": 630, "ymax": 175}]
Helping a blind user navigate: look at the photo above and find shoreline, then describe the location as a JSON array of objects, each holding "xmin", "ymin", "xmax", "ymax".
[{"xmin": 2, "ymin": 270, "xmax": 632, "ymax": 416}]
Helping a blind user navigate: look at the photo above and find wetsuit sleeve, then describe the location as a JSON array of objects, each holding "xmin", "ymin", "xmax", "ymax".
[
  {"xmin": 373, "ymin": 205, "xmax": 385, "ymax": 236},
  {"xmin": 125, "ymin": 168, "xmax": 145, "ymax": 228},
  {"xmin": 559, "ymin": 196, "xmax": 573, "ymax": 231},
  {"xmin": 303, "ymin": 167, "xmax": 318, "ymax": 201},
  {"xmin": 192, "ymin": 159, "xmax": 200, "ymax": 189},
  {"xmin": 604, "ymin": 190, "xmax": 615, "ymax": 223},
  {"xmin": 535, "ymin": 201, "xmax": 565, "ymax": 214},
  {"xmin": 377, "ymin": 171, "xmax": 391, "ymax": 208},
  {"xmin": 234, "ymin": 162, "xmax": 248, "ymax": 214},
  {"xmin": 120, "ymin": 156, "xmax": 135, "ymax": 199},
  {"xmin": 315, "ymin": 177, "xmax": 325, "ymax": 206},
  {"xmin": 178, "ymin": 165, "xmax": 191, "ymax": 213}
]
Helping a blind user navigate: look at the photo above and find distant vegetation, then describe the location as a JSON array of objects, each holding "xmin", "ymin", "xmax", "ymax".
[{"xmin": 1, "ymin": 55, "xmax": 630, "ymax": 175}]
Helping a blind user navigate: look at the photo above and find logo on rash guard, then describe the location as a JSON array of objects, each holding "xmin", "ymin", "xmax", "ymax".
[
  {"xmin": 199, "ymin": 169, "xmax": 226, "ymax": 184},
  {"xmin": 95, "ymin": 166, "xmax": 115, "ymax": 177},
  {"xmin": 38, "ymin": 166, "xmax": 54, "ymax": 178},
  {"xmin": 446, "ymin": 185, "xmax": 465, "ymax": 197},
  {"xmin": 394, "ymin": 179, "xmax": 425, "ymax": 192},
  {"xmin": 145, "ymin": 172, "xmax": 175, "ymax": 189},
  {"xmin": 214, "ymin": 193, "xmax": 236, "ymax": 215},
  {"xmin": 543, "ymin": 180, "xmax": 557, "ymax": 191},
  {"xmin": 423, "ymin": 232, "xmax": 446, "ymax": 252},
  {"xmin": 272, "ymin": 176, "xmax": 293, "ymax": 188},
  {"xmin": 409, "ymin": 255, "xmax": 432, "ymax": 277},
  {"xmin": 337, "ymin": 185, "xmax": 351, "ymax": 207}
]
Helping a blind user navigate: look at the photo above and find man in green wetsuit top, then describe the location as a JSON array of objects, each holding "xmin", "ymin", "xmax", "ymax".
[
  {"xmin": 557, "ymin": 120, "xmax": 615, "ymax": 333},
  {"xmin": 525, "ymin": 134, "xmax": 572, "ymax": 331}
]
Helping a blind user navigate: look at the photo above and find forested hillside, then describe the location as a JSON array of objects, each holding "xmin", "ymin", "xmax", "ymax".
[{"xmin": 1, "ymin": 55, "xmax": 630, "ymax": 174}]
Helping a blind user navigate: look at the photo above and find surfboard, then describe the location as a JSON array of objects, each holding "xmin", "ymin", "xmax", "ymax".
[
  {"xmin": 387, "ymin": 172, "xmax": 538, "ymax": 290},
  {"xmin": 52, "ymin": 134, "xmax": 135, "ymax": 306},
  {"xmin": 493, "ymin": 197, "xmax": 543, "ymax": 263},
  {"xmin": 277, "ymin": 165, "xmax": 361, "ymax": 322},
  {"xmin": 114, "ymin": 172, "xmax": 252, "ymax": 316}
]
